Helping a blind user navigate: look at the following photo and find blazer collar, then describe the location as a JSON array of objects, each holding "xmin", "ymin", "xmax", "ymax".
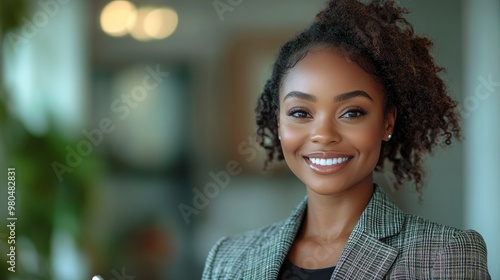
[
  {"xmin": 332, "ymin": 185, "xmax": 404, "ymax": 279},
  {"xmin": 353, "ymin": 184, "xmax": 405, "ymax": 239},
  {"xmin": 242, "ymin": 184, "xmax": 405, "ymax": 279}
]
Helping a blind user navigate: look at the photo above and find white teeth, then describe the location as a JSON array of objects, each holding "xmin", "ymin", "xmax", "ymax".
[{"xmin": 309, "ymin": 157, "xmax": 349, "ymax": 166}]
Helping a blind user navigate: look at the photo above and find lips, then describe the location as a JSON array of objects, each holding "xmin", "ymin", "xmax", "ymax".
[{"xmin": 304, "ymin": 151, "xmax": 352, "ymax": 174}]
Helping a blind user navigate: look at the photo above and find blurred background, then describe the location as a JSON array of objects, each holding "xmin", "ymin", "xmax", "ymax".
[{"xmin": 0, "ymin": 0, "xmax": 498, "ymax": 279}]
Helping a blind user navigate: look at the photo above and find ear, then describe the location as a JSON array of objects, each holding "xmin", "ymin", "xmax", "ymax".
[{"xmin": 383, "ymin": 106, "xmax": 397, "ymax": 141}]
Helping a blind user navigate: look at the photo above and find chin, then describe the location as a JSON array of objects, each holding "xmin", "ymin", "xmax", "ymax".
[{"xmin": 302, "ymin": 178, "xmax": 351, "ymax": 196}]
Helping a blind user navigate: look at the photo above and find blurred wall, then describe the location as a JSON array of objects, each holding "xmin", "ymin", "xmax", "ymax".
[{"xmin": 463, "ymin": 0, "xmax": 500, "ymax": 278}]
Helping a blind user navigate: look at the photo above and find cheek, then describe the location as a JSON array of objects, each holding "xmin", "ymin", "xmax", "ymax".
[
  {"xmin": 278, "ymin": 122, "xmax": 307, "ymax": 156},
  {"xmin": 344, "ymin": 118, "xmax": 384, "ymax": 155}
]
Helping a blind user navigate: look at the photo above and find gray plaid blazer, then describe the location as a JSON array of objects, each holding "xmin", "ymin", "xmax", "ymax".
[{"xmin": 202, "ymin": 185, "xmax": 490, "ymax": 279}]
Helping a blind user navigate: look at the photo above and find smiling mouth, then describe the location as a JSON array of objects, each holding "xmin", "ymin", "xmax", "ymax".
[{"xmin": 304, "ymin": 156, "xmax": 352, "ymax": 174}]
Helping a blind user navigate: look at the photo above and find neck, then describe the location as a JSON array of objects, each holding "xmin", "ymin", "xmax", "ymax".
[{"xmin": 302, "ymin": 179, "xmax": 374, "ymax": 241}]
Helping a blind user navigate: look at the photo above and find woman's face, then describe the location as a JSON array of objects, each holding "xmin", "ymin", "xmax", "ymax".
[{"xmin": 278, "ymin": 47, "xmax": 396, "ymax": 196}]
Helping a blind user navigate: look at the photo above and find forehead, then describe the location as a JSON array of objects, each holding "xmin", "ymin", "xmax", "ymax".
[{"xmin": 281, "ymin": 47, "xmax": 384, "ymax": 100}]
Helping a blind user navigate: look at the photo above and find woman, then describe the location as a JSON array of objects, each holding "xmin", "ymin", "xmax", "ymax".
[{"xmin": 202, "ymin": 0, "xmax": 491, "ymax": 279}]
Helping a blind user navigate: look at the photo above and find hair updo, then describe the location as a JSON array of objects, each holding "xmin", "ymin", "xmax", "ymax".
[{"xmin": 255, "ymin": 0, "xmax": 461, "ymax": 193}]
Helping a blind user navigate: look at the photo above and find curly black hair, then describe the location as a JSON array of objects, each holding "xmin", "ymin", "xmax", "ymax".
[{"xmin": 255, "ymin": 0, "xmax": 461, "ymax": 193}]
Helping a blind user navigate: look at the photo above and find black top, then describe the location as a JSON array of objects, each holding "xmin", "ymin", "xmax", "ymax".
[{"xmin": 278, "ymin": 259, "xmax": 336, "ymax": 280}]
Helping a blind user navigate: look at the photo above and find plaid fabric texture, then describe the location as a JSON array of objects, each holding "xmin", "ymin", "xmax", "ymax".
[{"xmin": 202, "ymin": 185, "xmax": 490, "ymax": 279}]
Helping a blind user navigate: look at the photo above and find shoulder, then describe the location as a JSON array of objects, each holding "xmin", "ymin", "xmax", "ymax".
[
  {"xmin": 202, "ymin": 195, "xmax": 307, "ymax": 279},
  {"xmin": 399, "ymin": 212, "xmax": 487, "ymax": 250},
  {"xmin": 430, "ymin": 227, "xmax": 490, "ymax": 278},
  {"xmin": 214, "ymin": 220, "xmax": 285, "ymax": 253},
  {"xmin": 201, "ymin": 220, "xmax": 285, "ymax": 278},
  {"xmin": 392, "ymin": 213, "xmax": 490, "ymax": 278},
  {"xmin": 368, "ymin": 187, "xmax": 490, "ymax": 278},
  {"xmin": 370, "ymin": 187, "xmax": 486, "ymax": 253},
  {"xmin": 399, "ymin": 213, "xmax": 464, "ymax": 240}
]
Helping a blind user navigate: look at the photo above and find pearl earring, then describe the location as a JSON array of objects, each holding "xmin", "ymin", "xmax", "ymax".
[{"xmin": 388, "ymin": 134, "xmax": 392, "ymax": 140}]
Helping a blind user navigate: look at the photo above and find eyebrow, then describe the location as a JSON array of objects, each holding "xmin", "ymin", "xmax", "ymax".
[
  {"xmin": 283, "ymin": 91, "xmax": 317, "ymax": 102},
  {"xmin": 283, "ymin": 90, "xmax": 373, "ymax": 102},
  {"xmin": 334, "ymin": 90, "xmax": 373, "ymax": 102}
]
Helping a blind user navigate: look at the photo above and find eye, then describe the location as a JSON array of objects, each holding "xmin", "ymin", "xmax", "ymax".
[
  {"xmin": 287, "ymin": 109, "xmax": 311, "ymax": 118},
  {"xmin": 341, "ymin": 108, "xmax": 367, "ymax": 119}
]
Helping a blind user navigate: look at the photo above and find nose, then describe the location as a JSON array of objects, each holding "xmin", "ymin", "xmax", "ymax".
[{"xmin": 310, "ymin": 117, "xmax": 341, "ymax": 144}]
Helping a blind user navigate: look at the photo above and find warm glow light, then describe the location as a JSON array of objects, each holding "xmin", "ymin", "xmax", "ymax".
[
  {"xmin": 100, "ymin": 1, "xmax": 137, "ymax": 37},
  {"xmin": 101, "ymin": 2, "xmax": 178, "ymax": 41},
  {"xmin": 143, "ymin": 8, "xmax": 179, "ymax": 39},
  {"xmin": 127, "ymin": 7, "xmax": 155, "ymax": 41}
]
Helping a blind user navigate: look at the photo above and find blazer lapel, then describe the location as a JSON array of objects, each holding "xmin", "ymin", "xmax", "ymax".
[
  {"xmin": 332, "ymin": 230, "xmax": 399, "ymax": 279},
  {"xmin": 332, "ymin": 186, "xmax": 405, "ymax": 279},
  {"xmin": 242, "ymin": 197, "xmax": 307, "ymax": 280}
]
